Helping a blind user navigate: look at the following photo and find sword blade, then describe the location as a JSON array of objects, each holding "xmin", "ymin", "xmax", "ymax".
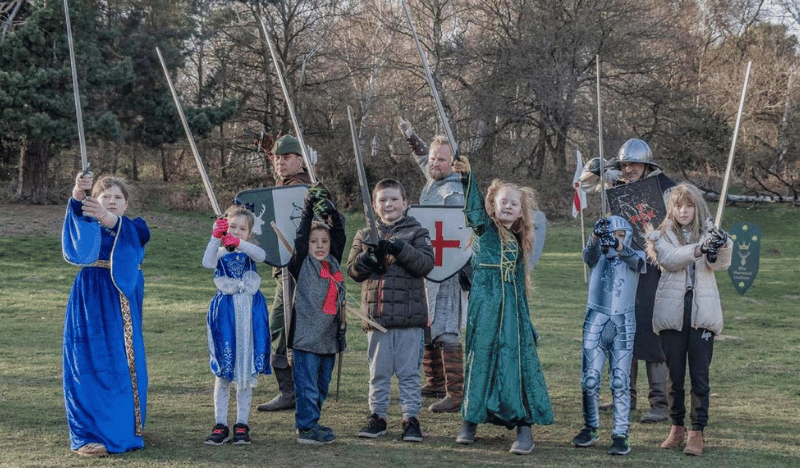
[
  {"xmin": 259, "ymin": 19, "xmax": 318, "ymax": 183},
  {"xmin": 63, "ymin": 0, "xmax": 88, "ymax": 172},
  {"xmin": 400, "ymin": 0, "xmax": 459, "ymax": 160},
  {"xmin": 156, "ymin": 47, "xmax": 223, "ymax": 217},
  {"xmin": 715, "ymin": 61, "xmax": 752, "ymax": 228},
  {"xmin": 347, "ymin": 106, "xmax": 380, "ymax": 245},
  {"xmin": 596, "ymin": 56, "xmax": 607, "ymax": 216}
]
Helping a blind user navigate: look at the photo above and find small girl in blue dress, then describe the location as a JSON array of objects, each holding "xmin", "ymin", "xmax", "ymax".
[{"xmin": 202, "ymin": 203, "xmax": 271, "ymax": 445}]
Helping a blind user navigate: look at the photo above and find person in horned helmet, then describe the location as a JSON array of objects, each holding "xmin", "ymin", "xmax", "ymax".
[
  {"xmin": 572, "ymin": 215, "xmax": 645, "ymax": 455},
  {"xmin": 612, "ymin": 138, "xmax": 675, "ymax": 423},
  {"xmin": 398, "ymin": 119, "xmax": 467, "ymax": 414}
]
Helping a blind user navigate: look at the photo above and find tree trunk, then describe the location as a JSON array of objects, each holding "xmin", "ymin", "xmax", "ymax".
[
  {"xmin": 17, "ymin": 137, "xmax": 52, "ymax": 204},
  {"xmin": 160, "ymin": 146, "xmax": 170, "ymax": 182}
]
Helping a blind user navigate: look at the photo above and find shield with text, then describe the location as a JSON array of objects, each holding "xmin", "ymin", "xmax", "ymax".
[
  {"xmin": 727, "ymin": 222, "xmax": 760, "ymax": 295},
  {"xmin": 235, "ymin": 185, "xmax": 308, "ymax": 267},
  {"xmin": 607, "ymin": 177, "xmax": 667, "ymax": 251},
  {"xmin": 407, "ymin": 205, "xmax": 472, "ymax": 282}
]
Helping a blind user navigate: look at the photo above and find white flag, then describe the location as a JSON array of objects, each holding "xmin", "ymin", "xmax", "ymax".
[{"xmin": 572, "ymin": 150, "xmax": 587, "ymax": 218}]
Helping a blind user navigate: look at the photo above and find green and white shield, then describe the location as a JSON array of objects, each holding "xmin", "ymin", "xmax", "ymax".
[
  {"xmin": 727, "ymin": 222, "xmax": 760, "ymax": 295},
  {"xmin": 235, "ymin": 185, "xmax": 308, "ymax": 267}
]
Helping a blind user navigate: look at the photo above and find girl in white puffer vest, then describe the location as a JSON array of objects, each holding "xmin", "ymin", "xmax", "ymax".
[{"xmin": 645, "ymin": 182, "xmax": 732, "ymax": 457}]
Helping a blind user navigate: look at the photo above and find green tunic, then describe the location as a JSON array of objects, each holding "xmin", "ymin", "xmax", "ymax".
[{"xmin": 461, "ymin": 173, "xmax": 554, "ymax": 428}]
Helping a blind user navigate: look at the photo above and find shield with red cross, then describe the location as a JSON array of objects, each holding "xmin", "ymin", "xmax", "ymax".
[{"xmin": 406, "ymin": 205, "xmax": 472, "ymax": 282}]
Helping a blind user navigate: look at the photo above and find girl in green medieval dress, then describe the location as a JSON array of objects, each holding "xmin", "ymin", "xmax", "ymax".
[{"xmin": 451, "ymin": 157, "xmax": 553, "ymax": 455}]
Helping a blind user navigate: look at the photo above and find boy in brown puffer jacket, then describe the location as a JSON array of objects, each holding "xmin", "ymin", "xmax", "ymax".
[{"xmin": 347, "ymin": 178, "xmax": 434, "ymax": 443}]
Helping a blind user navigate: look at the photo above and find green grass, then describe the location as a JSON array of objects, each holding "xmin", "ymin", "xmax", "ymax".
[{"xmin": 1, "ymin": 203, "xmax": 799, "ymax": 467}]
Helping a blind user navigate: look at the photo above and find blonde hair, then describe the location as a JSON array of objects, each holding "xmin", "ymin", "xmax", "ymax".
[
  {"xmin": 484, "ymin": 179, "xmax": 538, "ymax": 267},
  {"xmin": 225, "ymin": 204, "xmax": 255, "ymax": 232},
  {"xmin": 659, "ymin": 182, "xmax": 711, "ymax": 244},
  {"xmin": 92, "ymin": 176, "xmax": 131, "ymax": 201}
]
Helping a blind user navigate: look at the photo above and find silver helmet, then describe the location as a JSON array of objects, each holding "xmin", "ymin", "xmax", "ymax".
[
  {"xmin": 607, "ymin": 215, "xmax": 633, "ymax": 247},
  {"xmin": 618, "ymin": 138, "xmax": 660, "ymax": 169}
]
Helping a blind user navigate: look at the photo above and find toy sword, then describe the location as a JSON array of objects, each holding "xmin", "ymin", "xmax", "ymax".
[
  {"xmin": 347, "ymin": 106, "xmax": 380, "ymax": 246},
  {"xmin": 400, "ymin": 0, "xmax": 460, "ymax": 160},
  {"xmin": 259, "ymin": 19, "xmax": 318, "ymax": 183},
  {"xmin": 63, "ymin": 0, "xmax": 91, "ymax": 196},
  {"xmin": 715, "ymin": 61, "xmax": 752, "ymax": 228}
]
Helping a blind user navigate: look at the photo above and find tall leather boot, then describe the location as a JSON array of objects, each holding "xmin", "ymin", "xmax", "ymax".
[
  {"xmin": 641, "ymin": 361, "xmax": 668, "ymax": 423},
  {"xmin": 257, "ymin": 366, "xmax": 296, "ymax": 411},
  {"xmin": 421, "ymin": 343, "xmax": 445, "ymax": 398},
  {"xmin": 429, "ymin": 342, "xmax": 463, "ymax": 413}
]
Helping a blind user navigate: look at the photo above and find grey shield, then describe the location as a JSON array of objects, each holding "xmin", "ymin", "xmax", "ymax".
[
  {"xmin": 406, "ymin": 205, "xmax": 473, "ymax": 282},
  {"xmin": 235, "ymin": 185, "xmax": 308, "ymax": 267},
  {"xmin": 727, "ymin": 222, "xmax": 760, "ymax": 295}
]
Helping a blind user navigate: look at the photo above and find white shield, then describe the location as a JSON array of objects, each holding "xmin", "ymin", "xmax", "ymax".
[
  {"xmin": 235, "ymin": 185, "xmax": 308, "ymax": 267},
  {"xmin": 407, "ymin": 205, "xmax": 472, "ymax": 282}
]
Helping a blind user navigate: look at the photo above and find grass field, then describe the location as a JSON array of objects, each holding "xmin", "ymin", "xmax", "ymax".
[{"xmin": 0, "ymin": 202, "xmax": 798, "ymax": 467}]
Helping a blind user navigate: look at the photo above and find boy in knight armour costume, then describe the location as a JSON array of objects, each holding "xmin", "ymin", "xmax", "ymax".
[{"xmin": 573, "ymin": 216, "xmax": 645, "ymax": 456}]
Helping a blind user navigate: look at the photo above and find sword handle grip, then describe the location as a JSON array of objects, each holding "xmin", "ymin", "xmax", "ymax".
[{"xmin": 81, "ymin": 168, "xmax": 93, "ymax": 198}]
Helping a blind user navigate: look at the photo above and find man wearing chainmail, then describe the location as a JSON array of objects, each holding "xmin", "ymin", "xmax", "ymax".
[{"xmin": 399, "ymin": 120, "xmax": 467, "ymax": 413}]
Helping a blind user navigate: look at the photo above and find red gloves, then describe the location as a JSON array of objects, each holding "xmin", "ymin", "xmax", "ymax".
[
  {"xmin": 212, "ymin": 218, "xmax": 228, "ymax": 238},
  {"xmin": 222, "ymin": 233, "xmax": 240, "ymax": 249}
]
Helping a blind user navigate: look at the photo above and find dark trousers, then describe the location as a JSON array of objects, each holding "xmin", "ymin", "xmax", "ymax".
[{"xmin": 659, "ymin": 290, "xmax": 714, "ymax": 431}]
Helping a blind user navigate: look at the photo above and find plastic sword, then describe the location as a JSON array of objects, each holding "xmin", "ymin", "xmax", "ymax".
[
  {"xmin": 347, "ymin": 106, "xmax": 380, "ymax": 246},
  {"xmin": 259, "ymin": 19, "xmax": 318, "ymax": 183},
  {"xmin": 156, "ymin": 48, "xmax": 234, "ymax": 251},
  {"xmin": 63, "ymin": 0, "xmax": 90, "ymax": 196},
  {"xmin": 708, "ymin": 61, "xmax": 752, "ymax": 262},
  {"xmin": 400, "ymin": 0, "xmax": 460, "ymax": 160},
  {"xmin": 596, "ymin": 56, "xmax": 611, "ymax": 253}
]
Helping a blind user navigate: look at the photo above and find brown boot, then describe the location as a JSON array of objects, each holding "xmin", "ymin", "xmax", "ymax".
[
  {"xmin": 684, "ymin": 430, "xmax": 704, "ymax": 456},
  {"xmin": 660, "ymin": 425, "xmax": 685, "ymax": 449},
  {"xmin": 257, "ymin": 366, "xmax": 296, "ymax": 411},
  {"xmin": 429, "ymin": 343, "xmax": 463, "ymax": 413},
  {"xmin": 422, "ymin": 343, "xmax": 445, "ymax": 398}
]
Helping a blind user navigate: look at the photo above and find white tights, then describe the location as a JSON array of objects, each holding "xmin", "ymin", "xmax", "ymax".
[{"xmin": 214, "ymin": 377, "xmax": 253, "ymax": 426}]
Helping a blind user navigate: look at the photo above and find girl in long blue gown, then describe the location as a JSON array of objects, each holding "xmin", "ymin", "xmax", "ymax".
[{"xmin": 62, "ymin": 173, "xmax": 150, "ymax": 456}]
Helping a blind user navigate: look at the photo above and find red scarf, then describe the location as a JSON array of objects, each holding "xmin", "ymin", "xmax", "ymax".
[{"xmin": 319, "ymin": 260, "xmax": 343, "ymax": 315}]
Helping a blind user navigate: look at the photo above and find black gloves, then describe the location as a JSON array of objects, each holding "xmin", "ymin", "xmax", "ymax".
[
  {"xmin": 600, "ymin": 233, "xmax": 619, "ymax": 251},
  {"xmin": 378, "ymin": 239, "xmax": 404, "ymax": 257},
  {"xmin": 700, "ymin": 237, "xmax": 718, "ymax": 262},
  {"xmin": 314, "ymin": 198, "xmax": 337, "ymax": 219},
  {"xmin": 593, "ymin": 218, "xmax": 609, "ymax": 239},
  {"xmin": 711, "ymin": 228, "xmax": 728, "ymax": 248},
  {"xmin": 362, "ymin": 247, "xmax": 386, "ymax": 275},
  {"xmin": 306, "ymin": 183, "xmax": 337, "ymax": 219}
]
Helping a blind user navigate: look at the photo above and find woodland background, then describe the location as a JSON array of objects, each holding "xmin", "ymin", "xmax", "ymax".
[{"xmin": 2, "ymin": 0, "xmax": 800, "ymax": 214}]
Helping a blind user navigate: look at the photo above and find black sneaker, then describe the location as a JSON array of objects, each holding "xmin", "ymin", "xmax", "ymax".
[
  {"xmin": 358, "ymin": 413, "xmax": 387, "ymax": 438},
  {"xmin": 298, "ymin": 425, "xmax": 336, "ymax": 445},
  {"xmin": 572, "ymin": 427, "xmax": 600, "ymax": 447},
  {"xmin": 609, "ymin": 434, "xmax": 631, "ymax": 456},
  {"xmin": 205, "ymin": 423, "xmax": 230, "ymax": 445},
  {"xmin": 232, "ymin": 423, "xmax": 251, "ymax": 445},
  {"xmin": 401, "ymin": 417, "xmax": 423, "ymax": 442}
]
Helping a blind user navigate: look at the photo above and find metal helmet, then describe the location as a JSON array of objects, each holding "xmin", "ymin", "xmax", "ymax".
[
  {"xmin": 607, "ymin": 215, "xmax": 633, "ymax": 247},
  {"xmin": 617, "ymin": 138, "xmax": 660, "ymax": 169}
]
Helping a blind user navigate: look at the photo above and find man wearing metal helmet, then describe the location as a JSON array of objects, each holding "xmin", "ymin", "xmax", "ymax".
[{"xmin": 612, "ymin": 138, "xmax": 675, "ymax": 424}]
